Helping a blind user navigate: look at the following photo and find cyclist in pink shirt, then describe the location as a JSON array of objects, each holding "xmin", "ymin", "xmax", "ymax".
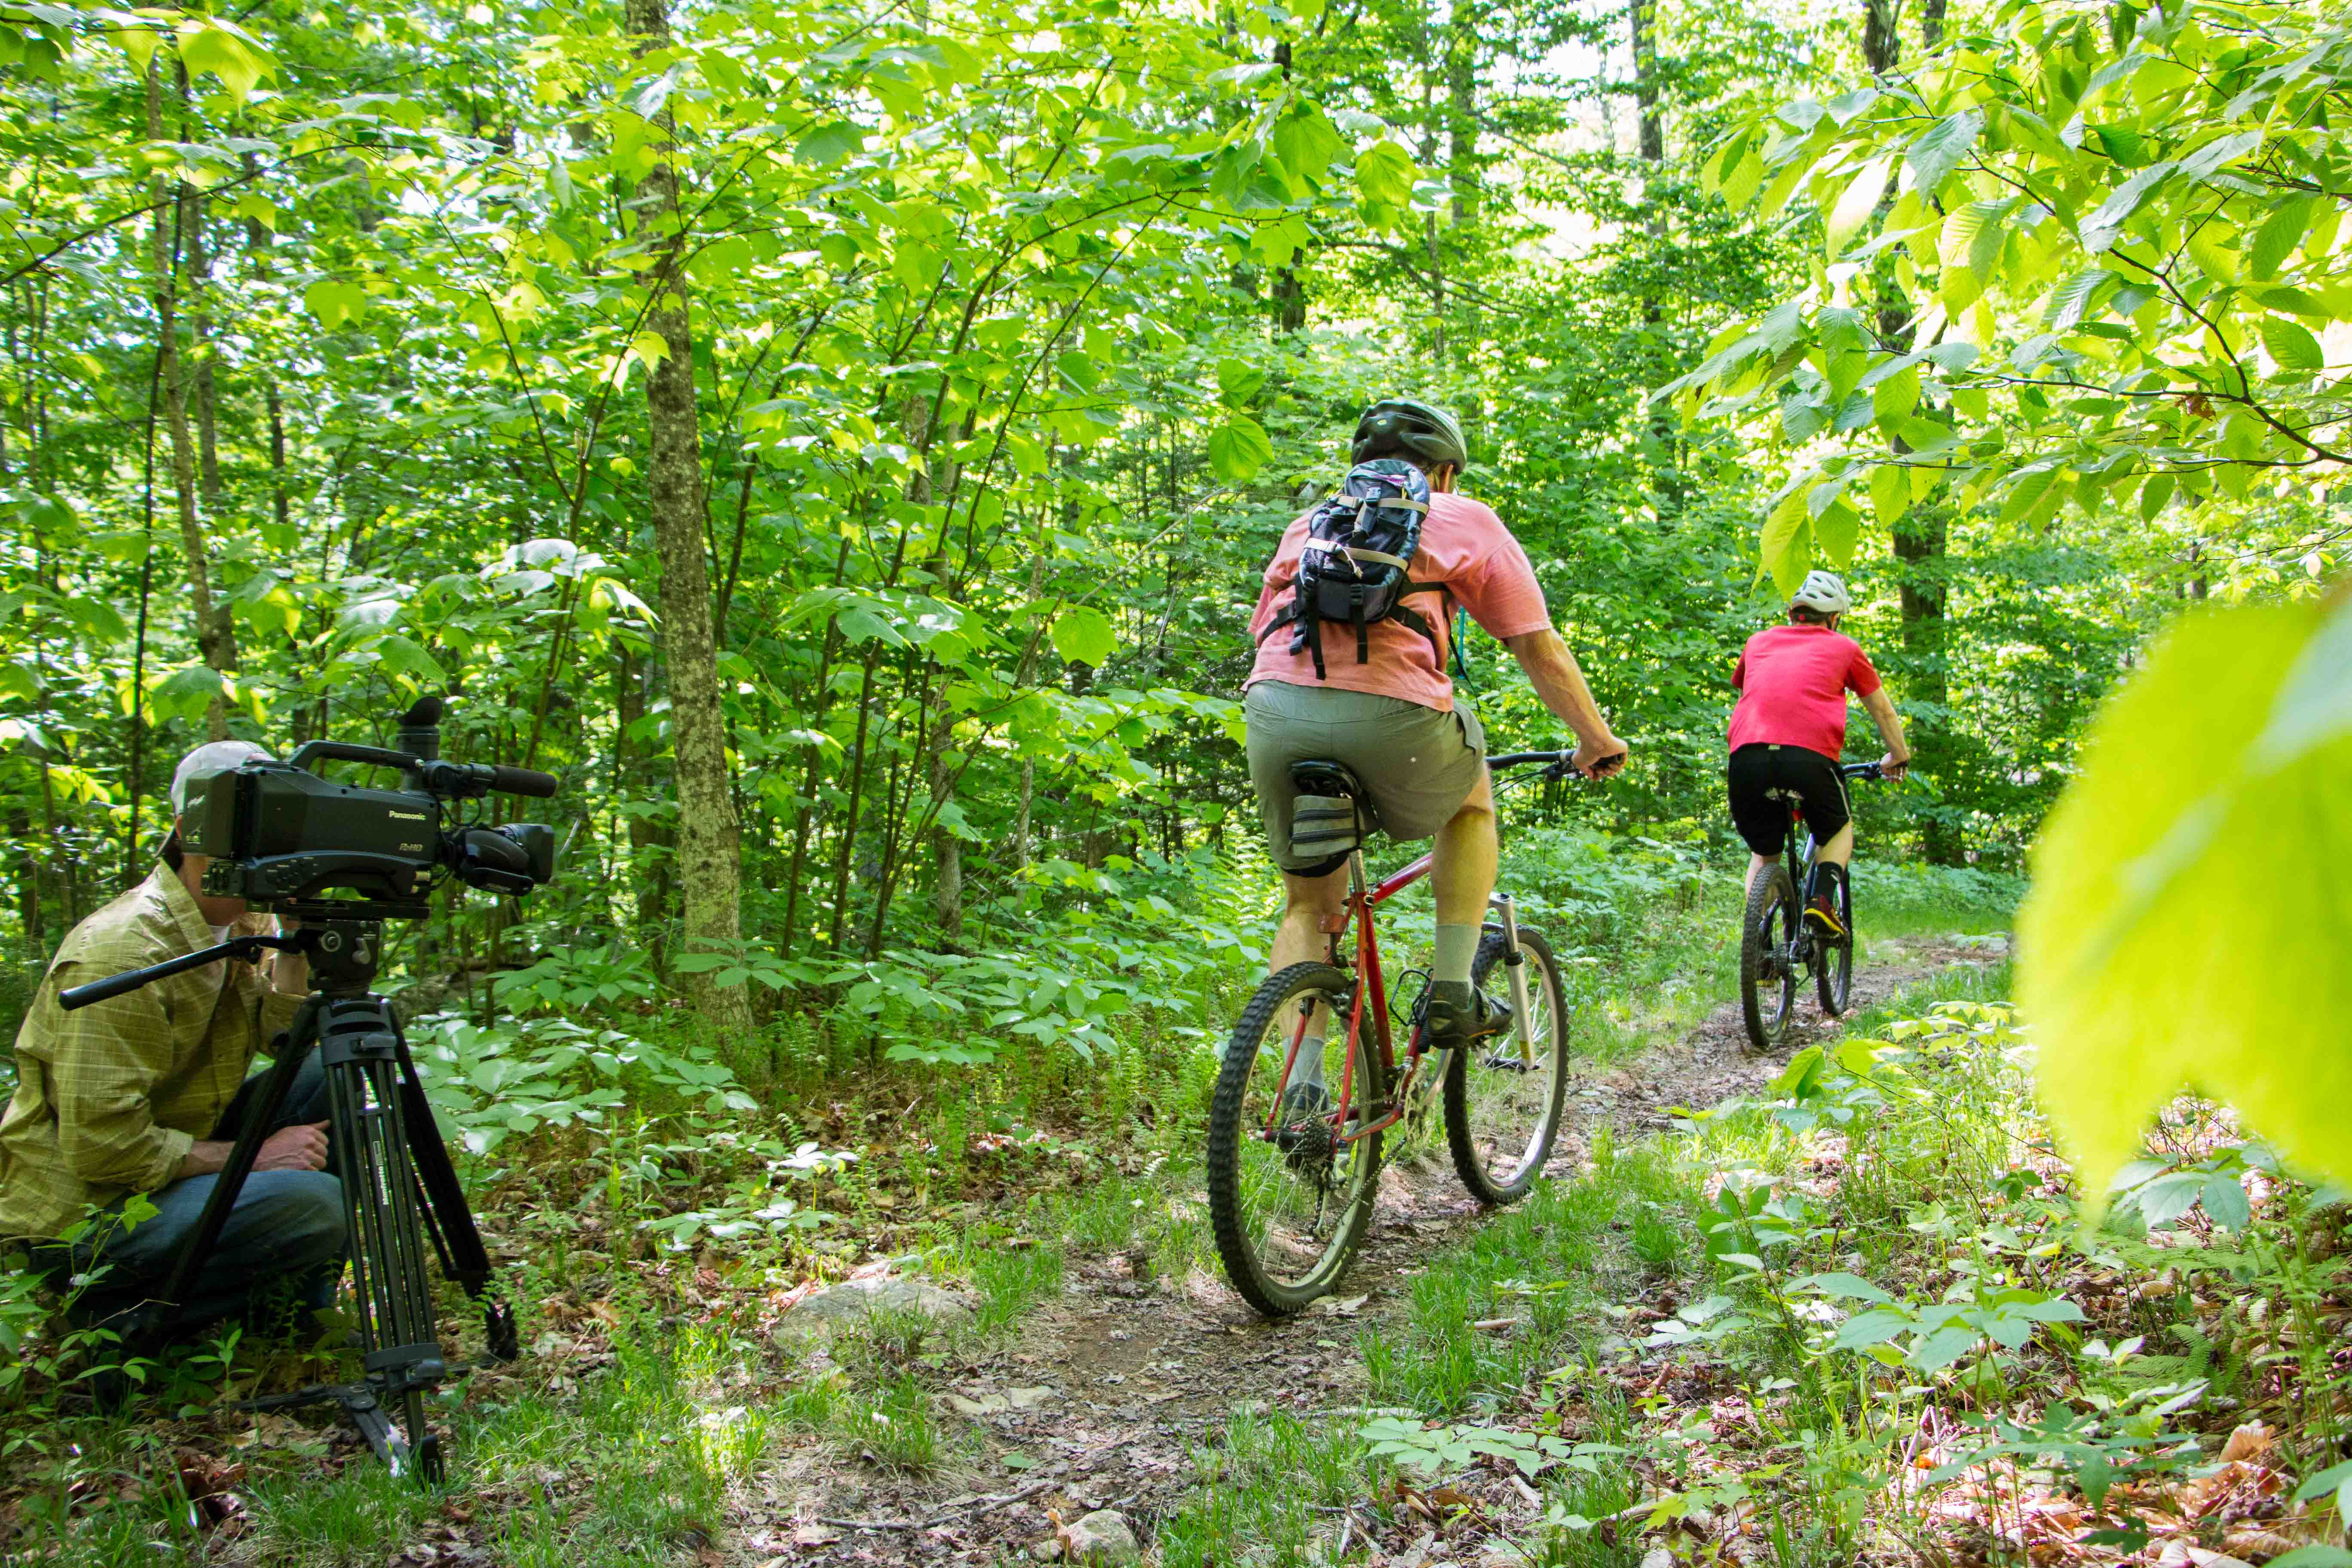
[
  {"xmin": 1726, "ymin": 571, "xmax": 1911, "ymax": 935},
  {"xmin": 1243, "ymin": 399, "xmax": 1626, "ymax": 1102}
]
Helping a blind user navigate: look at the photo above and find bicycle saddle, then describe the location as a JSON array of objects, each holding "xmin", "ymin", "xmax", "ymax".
[{"xmin": 1287, "ymin": 759, "xmax": 1370, "ymax": 870}]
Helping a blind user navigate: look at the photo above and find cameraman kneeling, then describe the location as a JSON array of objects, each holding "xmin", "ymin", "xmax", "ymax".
[{"xmin": 0, "ymin": 741, "xmax": 345, "ymax": 1335}]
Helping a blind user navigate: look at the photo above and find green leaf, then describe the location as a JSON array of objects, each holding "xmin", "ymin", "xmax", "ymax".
[
  {"xmin": 1831, "ymin": 1308, "xmax": 1911, "ymax": 1351},
  {"xmin": 2249, "ymin": 196, "xmax": 2316, "ymax": 282},
  {"xmin": 1205, "ymin": 416, "xmax": 1274, "ymax": 482},
  {"xmin": 1759, "ymin": 488, "xmax": 1810, "ymax": 595},
  {"xmin": 151, "ymin": 665, "xmax": 224, "ymax": 722},
  {"xmin": 1870, "ymin": 463, "xmax": 1911, "ymax": 527},
  {"xmin": 1801, "ymin": 1272, "xmax": 1894, "ymax": 1305},
  {"xmin": 1354, "ymin": 141, "xmax": 1416, "ymax": 208},
  {"xmin": 1216, "ymin": 358, "xmax": 1267, "ymax": 407},
  {"xmin": 2260, "ymin": 316, "xmax": 2325, "ymax": 373},
  {"xmin": 178, "ymin": 19, "xmax": 271, "ymax": 101},
  {"xmin": 2021, "ymin": 598, "xmax": 2352, "ymax": 1204},
  {"xmin": 1050, "ymin": 606, "xmax": 1117, "ymax": 669},
  {"xmin": 301, "ymin": 279, "xmax": 368, "ymax": 330},
  {"xmin": 2201, "ymin": 1170, "xmax": 2251, "ymax": 1231},
  {"xmin": 1825, "ymin": 155, "xmax": 1894, "ymax": 259},
  {"xmin": 1904, "ymin": 109, "xmax": 1981, "ymax": 195},
  {"xmin": 376, "ymin": 633, "xmax": 449, "ymax": 684},
  {"xmin": 795, "ymin": 120, "xmax": 862, "ymax": 165},
  {"xmin": 1270, "ymin": 107, "xmax": 1345, "ymax": 186}
]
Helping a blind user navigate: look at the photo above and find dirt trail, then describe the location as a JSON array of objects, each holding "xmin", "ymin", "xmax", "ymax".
[{"xmin": 751, "ymin": 936, "xmax": 2004, "ymax": 1565}]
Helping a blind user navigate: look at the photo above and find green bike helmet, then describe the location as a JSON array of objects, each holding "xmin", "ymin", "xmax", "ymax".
[{"xmin": 1351, "ymin": 398, "xmax": 1470, "ymax": 471}]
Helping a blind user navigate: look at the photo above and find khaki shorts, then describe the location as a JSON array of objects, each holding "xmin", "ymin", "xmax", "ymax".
[{"xmin": 1245, "ymin": 681, "xmax": 1486, "ymax": 873}]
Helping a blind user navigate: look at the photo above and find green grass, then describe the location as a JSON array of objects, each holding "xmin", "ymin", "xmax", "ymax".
[{"xmin": 1152, "ymin": 959, "xmax": 2044, "ymax": 1568}]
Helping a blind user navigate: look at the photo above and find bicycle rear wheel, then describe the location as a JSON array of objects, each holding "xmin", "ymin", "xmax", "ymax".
[
  {"xmin": 1206, "ymin": 962, "xmax": 1387, "ymax": 1316},
  {"xmin": 1444, "ymin": 927, "xmax": 1571, "ymax": 1205},
  {"xmin": 1740, "ymin": 866, "xmax": 1800, "ymax": 1053},
  {"xmin": 1815, "ymin": 870, "xmax": 1854, "ymax": 1016}
]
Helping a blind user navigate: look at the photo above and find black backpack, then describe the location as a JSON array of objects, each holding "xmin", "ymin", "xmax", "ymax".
[{"xmin": 1256, "ymin": 459, "xmax": 1447, "ymax": 679}]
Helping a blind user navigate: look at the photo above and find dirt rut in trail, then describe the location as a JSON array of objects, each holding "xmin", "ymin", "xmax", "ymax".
[{"xmin": 746, "ymin": 936, "xmax": 2004, "ymax": 1565}]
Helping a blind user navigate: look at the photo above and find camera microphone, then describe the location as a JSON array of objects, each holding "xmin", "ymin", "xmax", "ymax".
[{"xmin": 487, "ymin": 765, "xmax": 559, "ymax": 799}]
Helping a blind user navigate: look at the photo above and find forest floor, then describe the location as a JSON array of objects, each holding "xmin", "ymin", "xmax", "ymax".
[
  {"xmin": 751, "ymin": 936, "xmax": 2002, "ymax": 1565},
  {"xmin": 9, "ymin": 911, "xmax": 2348, "ymax": 1568}
]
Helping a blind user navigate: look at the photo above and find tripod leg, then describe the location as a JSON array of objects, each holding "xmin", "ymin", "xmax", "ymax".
[
  {"xmin": 395, "ymin": 1025, "xmax": 518, "ymax": 1362},
  {"xmin": 318, "ymin": 999, "xmax": 447, "ymax": 1480},
  {"xmin": 142, "ymin": 998, "xmax": 329, "ymax": 1347}
]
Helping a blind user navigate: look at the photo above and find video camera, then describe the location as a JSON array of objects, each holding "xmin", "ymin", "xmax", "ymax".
[{"xmin": 179, "ymin": 695, "xmax": 557, "ymax": 922}]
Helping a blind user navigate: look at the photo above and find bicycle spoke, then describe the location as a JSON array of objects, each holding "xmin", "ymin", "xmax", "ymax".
[
  {"xmin": 1446, "ymin": 927, "xmax": 1572, "ymax": 1204},
  {"xmin": 1207, "ymin": 965, "xmax": 1385, "ymax": 1311}
]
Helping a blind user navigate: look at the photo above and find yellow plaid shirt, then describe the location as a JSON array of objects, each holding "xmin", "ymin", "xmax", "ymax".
[{"xmin": 0, "ymin": 866, "xmax": 303, "ymax": 1242}]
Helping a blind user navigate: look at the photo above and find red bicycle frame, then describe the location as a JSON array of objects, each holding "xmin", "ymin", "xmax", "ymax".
[{"xmin": 1262, "ymin": 848, "xmax": 1439, "ymax": 1148}]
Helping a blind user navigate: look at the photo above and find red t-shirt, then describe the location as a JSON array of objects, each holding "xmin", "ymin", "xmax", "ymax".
[
  {"xmin": 1728, "ymin": 624, "xmax": 1883, "ymax": 759},
  {"xmin": 1245, "ymin": 490, "xmax": 1553, "ymax": 713}
]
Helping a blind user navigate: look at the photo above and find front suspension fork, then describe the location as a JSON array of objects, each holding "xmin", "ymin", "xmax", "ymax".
[{"xmin": 1489, "ymin": 892, "xmax": 1534, "ymax": 1064}]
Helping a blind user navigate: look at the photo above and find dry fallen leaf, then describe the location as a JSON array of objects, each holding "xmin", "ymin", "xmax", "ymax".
[
  {"xmin": 2218, "ymin": 1421, "xmax": 2271, "ymax": 1464},
  {"xmin": 1314, "ymin": 1294, "xmax": 1370, "ymax": 1317}
]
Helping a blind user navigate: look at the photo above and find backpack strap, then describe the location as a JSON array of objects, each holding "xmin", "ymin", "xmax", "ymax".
[{"xmin": 1390, "ymin": 602, "xmax": 1444, "ymax": 667}]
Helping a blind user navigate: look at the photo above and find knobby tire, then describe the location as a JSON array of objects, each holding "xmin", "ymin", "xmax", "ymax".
[
  {"xmin": 1206, "ymin": 962, "xmax": 1386, "ymax": 1317},
  {"xmin": 1816, "ymin": 870, "xmax": 1854, "ymax": 1017},
  {"xmin": 1740, "ymin": 865, "xmax": 1799, "ymax": 1054},
  {"xmin": 1443, "ymin": 927, "xmax": 1571, "ymax": 1206}
]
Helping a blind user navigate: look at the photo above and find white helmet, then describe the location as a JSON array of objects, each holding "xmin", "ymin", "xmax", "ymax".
[{"xmin": 1790, "ymin": 570, "xmax": 1851, "ymax": 616}]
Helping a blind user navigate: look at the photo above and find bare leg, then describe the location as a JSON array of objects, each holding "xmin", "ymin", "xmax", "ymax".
[
  {"xmin": 1429, "ymin": 770, "xmax": 1498, "ymax": 927},
  {"xmin": 1270, "ymin": 865, "xmax": 1348, "ymax": 976},
  {"xmin": 1745, "ymin": 851, "xmax": 1776, "ymax": 894},
  {"xmin": 1814, "ymin": 824, "xmax": 1855, "ymax": 867}
]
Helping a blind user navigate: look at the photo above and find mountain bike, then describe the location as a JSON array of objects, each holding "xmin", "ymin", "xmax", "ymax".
[
  {"xmin": 1739, "ymin": 760, "xmax": 1884, "ymax": 1053},
  {"xmin": 1205, "ymin": 749, "xmax": 1598, "ymax": 1317}
]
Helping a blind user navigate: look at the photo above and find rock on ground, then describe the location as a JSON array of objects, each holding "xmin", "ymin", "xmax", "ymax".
[
  {"xmin": 1064, "ymin": 1509, "xmax": 1140, "ymax": 1563},
  {"xmin": 769, "ymin": 1275, "xmax": 973, "ymax": 1341}
]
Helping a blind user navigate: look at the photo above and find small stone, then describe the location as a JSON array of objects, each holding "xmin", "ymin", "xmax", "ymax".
[
  {"xmin": 769, "ymin": 1275, "xmax": 974, "ymax": 1342},
  {"xmin": 1063, "ymin": 1509, "xmax": 1140, "ymax": 1564},
  {"xmin": 1640, "ymin": 1551, "xmax": 1675, "ymax": 1568}
]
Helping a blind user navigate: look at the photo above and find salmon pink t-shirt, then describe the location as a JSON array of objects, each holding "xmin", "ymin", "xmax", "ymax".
[
  {"xmin": 1728, "ymin": 623, "xmax": 1883, "ymax": 760},
  {"xmin": 1244, "ymin": 490, "xmax": 1552, "ymax": 713}
]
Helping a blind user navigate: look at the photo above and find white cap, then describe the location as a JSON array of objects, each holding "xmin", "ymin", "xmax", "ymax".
[
  {"xmin": 171, "ymin": 740, "xmax": 275, "ymax": 815},
  {"xmin": 1790, "ymin": 570, "xmax": 1852, "ymax": 615}
]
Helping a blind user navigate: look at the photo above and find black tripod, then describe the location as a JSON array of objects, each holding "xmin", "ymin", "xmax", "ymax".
[{"xmin": 61, "ymin": 920, "xmax": 518, "ymax": 1481}]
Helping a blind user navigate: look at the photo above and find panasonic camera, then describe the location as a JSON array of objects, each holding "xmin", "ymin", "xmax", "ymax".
[{"xmin": 179, "ymin": 697, "xmax": 559, "ymax": 922}]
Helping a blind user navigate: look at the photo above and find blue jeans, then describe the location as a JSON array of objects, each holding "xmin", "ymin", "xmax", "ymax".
[{"xmin": 47, "ymin": 1055, "xmax": 347, "ymax": 1335}]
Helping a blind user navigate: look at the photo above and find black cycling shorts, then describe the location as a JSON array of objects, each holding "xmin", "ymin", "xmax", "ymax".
[{"xmin": 1727, "ymin": 743, "xmax": 1850, "ymax": 857}]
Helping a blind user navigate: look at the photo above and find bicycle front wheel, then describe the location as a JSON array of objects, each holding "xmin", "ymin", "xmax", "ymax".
[
  {"xmin": 1444, "ymin": 926, "xmax": 1571, "ymax": 1205},
  {"xmin": 1816, "ymin": 870, "xmax": 1854, "ymax": 1016},
  {"xmin": 1206, "ymin": 962, "xmax": 1387, "ymax": 1316},
  {"xmin": 1740, "ymin": 866, "xmax": 1800, "ymax": 1053}
]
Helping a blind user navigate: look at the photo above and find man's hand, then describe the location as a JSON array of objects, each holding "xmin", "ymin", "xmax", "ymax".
[
  {"xmin": 1572, "ymin": 734, "xmax": 1630, "ymax": 780},
  {"xmin": 255, "ymin": 1121, "xmax": 330, "ymax": 1172},
  {"xmin": 1880, "ymin": 751, "xmax": 1911, "ymax": 782}
]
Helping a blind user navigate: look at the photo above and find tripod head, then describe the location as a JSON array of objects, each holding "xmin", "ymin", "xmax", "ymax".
[{"xmin": 58, "ymin": 919, "xmax": 385, "ymax": 1011}]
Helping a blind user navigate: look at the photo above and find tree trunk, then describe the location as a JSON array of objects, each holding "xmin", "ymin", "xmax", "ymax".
[
  {"xmin": 1628, "ymin": 0, "xmax": 1665, "ymax": 169},
  {"xmin": 149, "ymin": 64, "xmax": 233, "ymax": 739},
  {"xmin": 1864, "ymin": 0, "xmax": 1958, "ymax": 864},
  {"xmin": 185, "ymin": 189, "xmax": 223, "ymax": 512},
  {"xmin": 626, "ymin": 0, "xmax": 752, "ymax": 1040},
  {"xmin": 1922, "ymin": 0, "xmax": 1947, "ymax": 49},
  {"xmin": 1446, "ymin": 16, "xmax": 1478, "ymax": 227},
  {"xmin": 1629, "ymin": 0, "xmax": 1680, "ymax": 519},
  {"xmin": 614, "ymin": 642, "xmax": 671, "ymax": 938}
]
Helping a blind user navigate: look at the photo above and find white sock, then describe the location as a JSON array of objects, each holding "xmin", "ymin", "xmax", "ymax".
[
  {"xmin": 1433, "ymin": 923, "xmax": 1479, "ymax": 986},
  {"xmin": 1291, "ymin": 1036, "xmax": 1327, "ymax": 1092}
]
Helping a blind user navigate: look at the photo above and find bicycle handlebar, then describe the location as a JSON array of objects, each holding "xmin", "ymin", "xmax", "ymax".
[
  {"xmin": 1841, "ymin": 761, "xmax": 1890, "ymax": 781},
  {"xmin": 1488, "ymin": 748, "xmax": 1627, "ymax": 781}
]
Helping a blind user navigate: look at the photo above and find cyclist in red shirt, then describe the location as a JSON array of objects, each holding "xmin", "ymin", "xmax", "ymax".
[{"xmin": 1726, "ymin": 572, "xmax": 1911, "ymax": 935}]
